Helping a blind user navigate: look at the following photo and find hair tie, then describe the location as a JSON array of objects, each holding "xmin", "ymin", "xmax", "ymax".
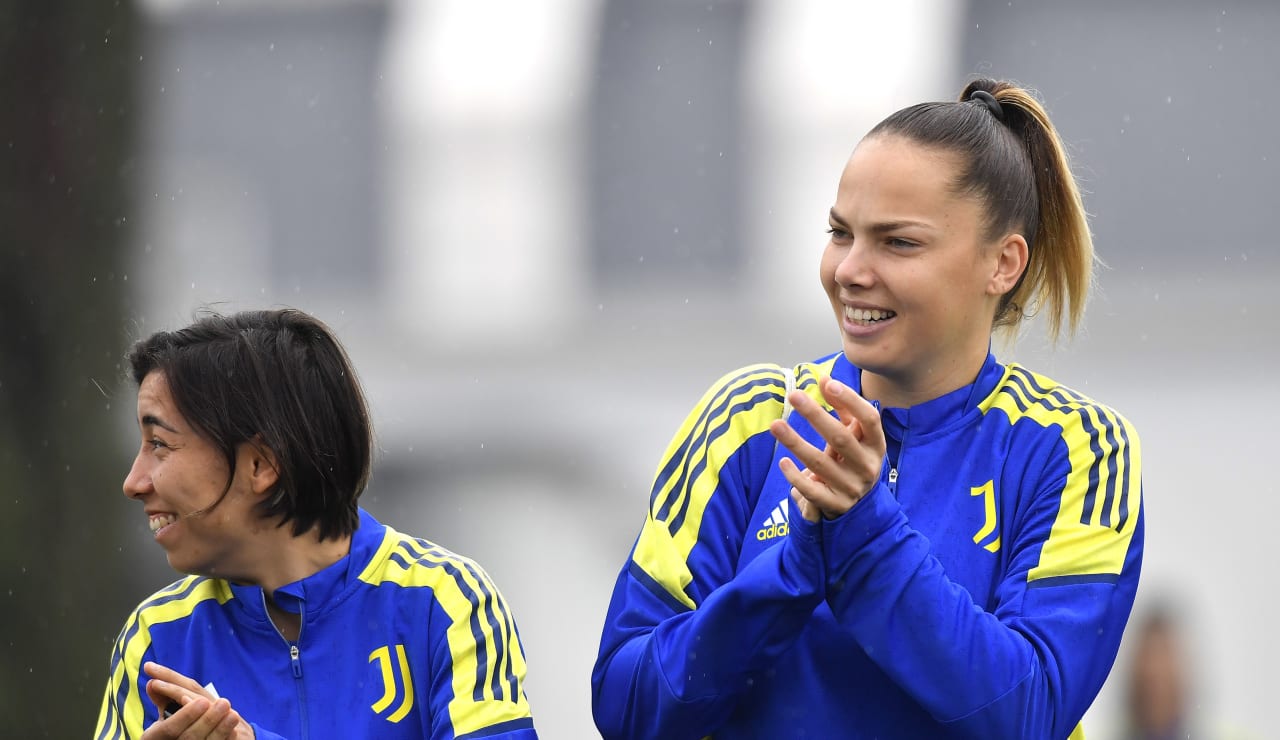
[{"xmin": 969, "ymin": 90, "xmax": 1004, "ymax": 121}]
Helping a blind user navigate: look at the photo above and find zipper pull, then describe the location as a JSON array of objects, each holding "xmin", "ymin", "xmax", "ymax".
[
  {"xmin": 290, "ymin": 644, "xmax": 302, "ymax": 678},
  {"xmin": 887, "ymin": 467, "xmax": 899, "ymax": 496}
]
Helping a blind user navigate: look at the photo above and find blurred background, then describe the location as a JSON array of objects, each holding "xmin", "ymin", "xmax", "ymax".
[{"xmin": 2, "ymin": 0, "xmax": 1275, "ymax": 737}]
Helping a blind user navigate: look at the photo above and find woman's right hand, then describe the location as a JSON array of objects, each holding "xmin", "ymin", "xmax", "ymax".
[
  {"xmin": 769, "ymin": 376, "xmax": 887, "ymax": 521},
  {"xmin": 141, "ymin": 662, "xmax": 255, "ymax": 739}
]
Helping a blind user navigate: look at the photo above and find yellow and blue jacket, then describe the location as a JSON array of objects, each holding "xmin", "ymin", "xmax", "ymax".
[
  {"xmin": 96, "ymin": 509, "xmax": 536, "ymax": 740},
  {"xmin": 592, "ymin": 351, "xmax": 1143, "ymax": 739}
]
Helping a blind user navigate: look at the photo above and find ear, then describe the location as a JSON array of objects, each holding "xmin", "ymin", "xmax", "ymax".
[
  {"xmin": 237, "ymin": 438, "xmax": 281, "ymax": 497},
  {"xmin": 986, "ymin": 232, "xmax": 1029, "ymax": 297}
]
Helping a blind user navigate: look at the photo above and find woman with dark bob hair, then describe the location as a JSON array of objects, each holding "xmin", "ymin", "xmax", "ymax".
[
  {"xmin": 592, "ymin": 78, "xmax": 1144, "ymax": 739},
  {"xmin": 95, "ymin": 309, "xmax": 538, "ymax": 740}
]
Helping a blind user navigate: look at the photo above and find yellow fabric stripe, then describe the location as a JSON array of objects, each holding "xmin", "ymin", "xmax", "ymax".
[
  {"xmin": 982, "ymin": 365, "xmax": 1142, "ymax": 581},
  {"xmin": 95, "ymin": 577, "xmax": 233, "ymax": 738},
  {"xmin": 631, "ymin": 357, "xmax": 838, "ymax": 609},
  {"xmin": 360, "ymin": 529, "xmax": 531, "ymax": 736},
  {"xmin": 646, "ymin": 365, "xmax": 783, "ymax": 532},
  {"xmin": 1068, "ymin": 721, "xmax": 1085, "ymax": 739},
  {"xmin": 632, "ymin": 364, "xmax": 787, "ymax": 609}
]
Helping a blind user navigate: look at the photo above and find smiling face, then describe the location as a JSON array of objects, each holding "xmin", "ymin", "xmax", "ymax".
[
  {"xmin": 821, "ymin": 134, "xmax": 1027, "ymax": 406},
  {"xmin": 123, "ymin": 371, "xmax": 277, "ymax": 580}
]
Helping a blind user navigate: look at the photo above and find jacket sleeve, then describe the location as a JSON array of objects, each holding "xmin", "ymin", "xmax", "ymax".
[
  {"xmin": 418, "ymin": 547, "xmax": 537, "ymax": 740},
  {"xmin": 591, "ymin": 365, "xmax": 826, "ymax": 740},
  {"xmin": 821, "ymin": 400, "xmax": 1143, "ymax": 740},
  {"xmin": 94, "ymin": 616, "xmax": 149, "ymax": 740},
  {"xmin": 94, "ymin": 612, "xmax": 294, "ymax": 740}
]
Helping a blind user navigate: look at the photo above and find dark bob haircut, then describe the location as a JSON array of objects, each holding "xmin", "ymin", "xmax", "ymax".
[{"xmin": 127, "ymin": 308, "xmax": 372, "ymax": 541}]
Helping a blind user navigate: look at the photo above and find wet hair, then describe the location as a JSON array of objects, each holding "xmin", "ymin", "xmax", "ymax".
[
  {"xmin": 866, "ymin": 77, "xmax": 1093, "ymax": 340},
  {"xmin": 127, "ymin": 308, "xmax": 372, "ymax": 541}
]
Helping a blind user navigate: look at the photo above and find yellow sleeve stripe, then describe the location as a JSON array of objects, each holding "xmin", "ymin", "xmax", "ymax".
[
  {"xmin": 361, "ymin": 532, "xmax": 531, "ymax": 736},
  {"xmin": 647, "ymin": 365, "xmax": 787, "ymax": 529},
  {"xmin": 630, "ymin": 364, "xmax": 788, "ymax": 609},
  {"xmin": 982, "ymin": 365, "xmax": 1142, "ymax": 582},
  {"xmin": 630, "ymin": 357, "xmax": 841, "ymax": 610},
  {"xmin": 94, "ymin": 577, "xmax": 232, "ymax": 740}
]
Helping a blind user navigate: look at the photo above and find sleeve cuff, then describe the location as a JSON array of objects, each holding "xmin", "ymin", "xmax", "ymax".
[{"xmin": 820, "ymin": 481, "xmax": 903, "ymax": 581}]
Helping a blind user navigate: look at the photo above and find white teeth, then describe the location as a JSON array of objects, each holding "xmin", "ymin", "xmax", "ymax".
[
  {"xmin": 149, "ymin": 514, "xmax": 177, "ymax": 533},
  {"xmin": 845, "ymin": 307, "xmax": 895, "ymax": 323}
]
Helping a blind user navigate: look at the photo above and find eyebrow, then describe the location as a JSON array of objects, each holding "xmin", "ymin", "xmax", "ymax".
[
  {"xmin": 828, "ymin": 209, "xmax": 934, "ymax": 234},
  {"xmin": 141, "ymin": 414, "xmax": 180, "ymax": 434}
]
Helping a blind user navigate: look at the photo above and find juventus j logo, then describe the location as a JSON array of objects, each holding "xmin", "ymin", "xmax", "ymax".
[
  {"xmin": 970, "ymin": 480, "xmax": 1000, "ymax": 553},
  {"xmin": 369, "ymin": 644, "xmax": 415, "ymax": 723}
]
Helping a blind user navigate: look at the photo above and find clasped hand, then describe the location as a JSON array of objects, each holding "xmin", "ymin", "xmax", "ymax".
[
  {"xmin": 768, "ymin": 376, "xmax": 887, "ymax": 523},
  {"xmin": 141, "ymin": 661, "xmax": 255, "ymax": 739}
]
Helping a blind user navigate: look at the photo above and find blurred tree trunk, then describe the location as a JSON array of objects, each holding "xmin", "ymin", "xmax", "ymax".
[{"xmin": 0, "ymin": 1, "xmax": 139, "ymax": 735}]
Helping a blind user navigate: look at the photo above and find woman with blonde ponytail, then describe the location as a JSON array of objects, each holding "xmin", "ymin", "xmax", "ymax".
[{"xmin": 593, "ymin": 78, "xmax": 1142, "ymax": 740}]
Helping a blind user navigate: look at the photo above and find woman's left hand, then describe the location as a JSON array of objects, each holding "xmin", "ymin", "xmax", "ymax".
[{"xmin": 769, "ymin": 376, "xmax": 887, "ymax": 522}]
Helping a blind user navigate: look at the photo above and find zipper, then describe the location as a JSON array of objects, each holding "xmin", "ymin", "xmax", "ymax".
[
  {"xmin": 264, "ymin": 592, "xmax": 308, "ymax": 739},
  {"xmin": 888, "ymin": 426, "xmax": 908, "ymax": 497}
]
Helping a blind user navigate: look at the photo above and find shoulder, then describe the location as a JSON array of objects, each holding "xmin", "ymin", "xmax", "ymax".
[
  {"xmin": 130, "ymin": 575, "xmax": 233, "ymax": 628},
  {"xmin": 983, "ymin": 364, "xmax": 1140, "ymax": 445},
  {"xmin": 684, "ymin": 352, "xmax": 843, "ymax": 428},
  {"xmin": 110, "ymin": 576, "xmax": 232, "ymax": 658},
  {"xmin": 357, "ymin": 526, "xmax": 507, "ymax": 602}
]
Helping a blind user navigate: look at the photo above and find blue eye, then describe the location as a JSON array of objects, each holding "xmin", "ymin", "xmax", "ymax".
[
  {"xmin": 887, "ymin": 237, "xmax": 919, "ymax": 248},
  {"xmin": 826, "ymin": 227, "xmax": 851, "ymax": 240}
]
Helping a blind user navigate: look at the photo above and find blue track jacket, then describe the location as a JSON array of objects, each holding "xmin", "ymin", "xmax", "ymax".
[
  {"xmin": 592, "ymin": 352, "xmax": 1143, "ymax": 739},
  {"xmin": 96, "ymin": 509, "xmax": 537, "ymax": 739}
]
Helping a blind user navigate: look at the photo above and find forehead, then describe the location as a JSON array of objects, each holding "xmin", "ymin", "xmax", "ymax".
[
  {"xmin": 836, "ymin": 135, "xmax": 970, "ymax": 215},
  {"xmin": 136, "ymin": 371, "xmax": 182, "ymax": 425}
]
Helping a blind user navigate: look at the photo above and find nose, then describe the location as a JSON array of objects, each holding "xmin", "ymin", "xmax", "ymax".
[
  {"xmin": 833, "ymin": 241, "xmax": 875, "ymax": 289},
  {"xmin": 123, "ymin": 449, "xmax": 153, "ymax": 499}
]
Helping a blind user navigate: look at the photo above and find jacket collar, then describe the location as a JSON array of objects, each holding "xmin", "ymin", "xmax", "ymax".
[
  {"xmin": 832, "ymin": 351, "xmax": 1005, "ymax": 436},
  {"xmin": 229, "ymin": 508, "xmax": 386, "ymax": 622}
]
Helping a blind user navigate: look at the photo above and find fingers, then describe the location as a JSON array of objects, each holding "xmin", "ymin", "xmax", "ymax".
[
  {"xmin": 779, "ymin": 459, "xmax": 837, "ymax": 521},
  {"xmin": 144, "ymin": 662, "xmax": 206, "ymax": 694},
  {"xmin": 772, "ymin": 396, "xmax": 878, "ymax": 493},
  {"xmin": 818, "ymin": 377, "xmax": 886, "ymax": 458},
  {"xmin": 142, "ymin": 696, "xmax": 243, "ymax": 740},
  {"xmin": 770, "ymin": 376, "xmax": 887, "ymax": 518},
  {"xmin": 147, "ymin": 678, "xmax": 194, "ymax": 715},
  {"xmin": 788, "ymin": 486, "xmax": 819, "ymax": 523}
]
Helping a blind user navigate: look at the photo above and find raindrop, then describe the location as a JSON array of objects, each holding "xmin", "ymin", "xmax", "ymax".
[{"xmin": 1165, "ymin": 96, "xmax": 1173, "ymax": 104}]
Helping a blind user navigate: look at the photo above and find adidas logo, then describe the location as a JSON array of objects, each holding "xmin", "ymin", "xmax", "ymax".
[{"xmin": 754, "ymin": 500, "xmax": 790, "ymax": 541}]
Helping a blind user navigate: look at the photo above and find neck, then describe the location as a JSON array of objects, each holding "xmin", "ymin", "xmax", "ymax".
[
  {"xmin": 225, "ymin": 525, "xmax": 353, "ymax": 597},
  {"xmin": 861, "ymin": 351, "xmax": 988, "ymax": 409},
  {"xmin": 263, "ymin": 533, "xmax": 352, "ymax": 596}
]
